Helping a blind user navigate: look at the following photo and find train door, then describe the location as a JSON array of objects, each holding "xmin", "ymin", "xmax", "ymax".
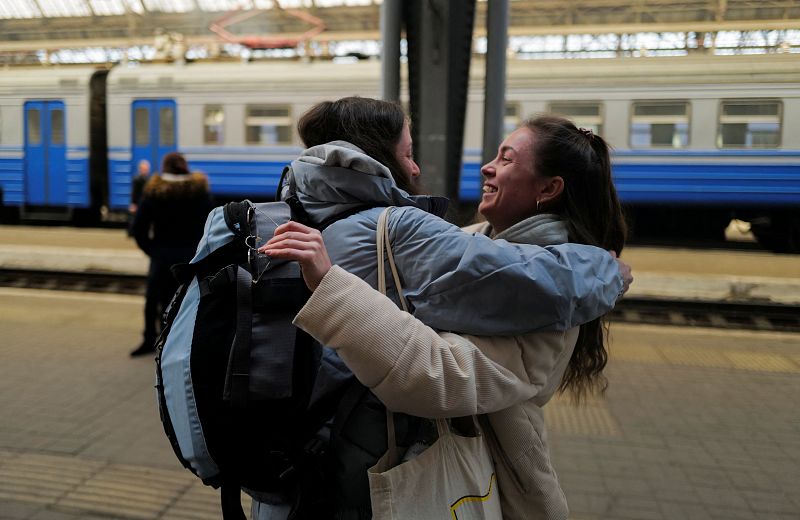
[
  {"xmin": 23, "ymin": 101, "xmax": 67, "ymax": 206},
  {"xmin": 131, "ymin": 99, "xmax": 177, "ymax": 175}
]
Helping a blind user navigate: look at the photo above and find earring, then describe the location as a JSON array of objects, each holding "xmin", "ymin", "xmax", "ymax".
[{"xmin": 536, "ymin": 199, "xmax": 540, "ymax": 211}]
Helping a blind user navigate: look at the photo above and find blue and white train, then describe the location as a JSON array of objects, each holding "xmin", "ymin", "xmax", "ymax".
[{"xmin": 0, "ymin": 53, "xmax": 798, "ymax": 250}]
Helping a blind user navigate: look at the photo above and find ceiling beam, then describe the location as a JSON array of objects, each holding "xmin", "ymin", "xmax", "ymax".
[
  {"xmin": 1, "ymin": 1, "xmax": 799, "ymax": 54},
  {"xmin": 2, "ymin": 18, "xmax": 800, "ymax": 53}
]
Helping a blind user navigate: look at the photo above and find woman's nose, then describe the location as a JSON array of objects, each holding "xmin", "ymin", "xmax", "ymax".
[
  {"xmin": 480, "ymin": 161, "xmax": 495, "ymax": 177},
  {"xmin": 411, "ymin": 160, "xmax": 421, "ymax": 178}
]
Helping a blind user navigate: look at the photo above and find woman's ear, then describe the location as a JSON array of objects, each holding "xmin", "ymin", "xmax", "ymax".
[{"xmin": 539, "ymin": 176, "xmax": 564, "ymax": 206}]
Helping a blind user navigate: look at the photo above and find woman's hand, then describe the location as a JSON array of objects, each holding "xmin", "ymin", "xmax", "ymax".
[
  {"xmin": 258, "ymin": 221, "xmax": 332, "ymax": 291},
  {"xmin": 609, "ymin": 251, "xmax": 633, "ymax": 297}
]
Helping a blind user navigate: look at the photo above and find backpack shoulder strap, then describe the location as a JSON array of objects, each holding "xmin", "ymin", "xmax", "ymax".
[{"xmin": 223, "ymin": 265, "xmax": 253, "ymax": 408}]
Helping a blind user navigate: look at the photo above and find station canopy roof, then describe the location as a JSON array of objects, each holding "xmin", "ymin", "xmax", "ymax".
[
  {"xmin": 0, "ymin": 0, "xmax": 798, "ymax": 61},
  {"xmin": 0, "ymin": 0, "xmax": 378, "ymax": 19}
]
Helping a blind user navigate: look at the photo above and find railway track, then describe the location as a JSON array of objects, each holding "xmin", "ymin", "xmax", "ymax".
[{"xmin": 1, "ymin": 268, "xmax": 799, "ymax": 333}]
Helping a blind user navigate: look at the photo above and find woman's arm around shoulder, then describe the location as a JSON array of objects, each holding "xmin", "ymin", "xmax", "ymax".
[
  {"xmin": 386, "ymin": 206, "xmax": 624, "ymax": 334},
  {"xmin": 295, "ymin": 265, "xmax": 554, "ymax": 418}
]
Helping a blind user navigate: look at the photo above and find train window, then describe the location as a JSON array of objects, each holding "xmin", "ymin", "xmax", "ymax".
[
  {"xmin": 134, "ymin": 107, "xmax": 149, "ymax": 146},
  {"xmin": 718, "ymin": 101, "xmax": 781, "ymax": 148},
  {"xmin": 51, "ymin": 108, "xmax": 64, "ymax": 145},
  {"xmin": 505, "ymin": 104, "xmax": 521, "ymax": 136},
  {"xmin": 159, "ymin": 107, "xmax": 175, "ymax": 146},
  {"xmin": 548, "ymin": 102, "xmax": 603, "ymax": 135},
  {"xmin": 246, "ymin": 105, "xmax": 292, "ymax": 145},
  {"xmin": 27, "ymin": 109, "xmax": 41, "ymax": 145},
  {"xmin": 204, "ymin": 105, "xmax": 224, "ymax": 145},
  {"xmin": 630, "ymin": 102, "xmax": 689, "ymax": 148}
]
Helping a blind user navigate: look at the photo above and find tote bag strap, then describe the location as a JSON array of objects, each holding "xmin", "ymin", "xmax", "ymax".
[
  {"xmin": 376, "ymin": 207, "xmax": 408, "ymax": 313},
  {"xmin": 376, "ymin": 206, "xmax": 409, "ymax": 467}
]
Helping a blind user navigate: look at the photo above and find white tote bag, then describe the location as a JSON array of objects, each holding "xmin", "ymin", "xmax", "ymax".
[{"xmin": 368, "ymin": 207, "xmax": 502, "ymax": 520}]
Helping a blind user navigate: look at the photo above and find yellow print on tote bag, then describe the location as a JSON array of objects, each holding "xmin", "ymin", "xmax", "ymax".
[{"xmin": 450, "ymin": 472, "xmax": 499, "ymax": 519}]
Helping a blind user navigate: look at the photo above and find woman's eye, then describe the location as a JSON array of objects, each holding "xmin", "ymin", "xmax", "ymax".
[{"xmin": 501, "ymin": 156, "xmax": 511, "ymax": 162}]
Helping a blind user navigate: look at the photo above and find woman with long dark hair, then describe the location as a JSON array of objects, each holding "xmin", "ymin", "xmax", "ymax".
[{"xmin": 263, "ymin": 114, "xmax": 630, "ymax": 519}]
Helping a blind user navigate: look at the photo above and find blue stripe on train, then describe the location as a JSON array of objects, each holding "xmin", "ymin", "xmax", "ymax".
[
  {"xmin": 0, "ymin": 157, "xmax": 24, "ymax": 205},
  {"xmin": 108, "ymin": 155, "xmax": 800, "ymax": 210},
  {"xmin": 108, "ymin": 159, "xmax": 290, "ymax": 210},
  {"xmin": 459, "ymin": 160, "xmax": 800, "ymax": 207},
  {"xmin": 0, "ymin": 156, "xmax": 89, "ymax": 207}
]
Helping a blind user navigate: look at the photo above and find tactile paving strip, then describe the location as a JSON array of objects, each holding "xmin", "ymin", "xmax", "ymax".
[
  {"xmin": 57, "ymin": 464, "xmax": 192, "ymax": 519},
  {"xmin": 725, "ymin": 352, "xmax": 799, "ymax": 373},
  {"xmin": 655, "ymin": 346, "xmax": 733, "ymax": 368},
  {"xmin": 0, "ymin": 453, "xmax": 103, "ymax": 505},
  {"xmin": 0, "ymin": 451, "xmax": 249, "ymax": 518},
  {"xmin": 545, "ymin": 395, "xmax": 623, "ymax": 438},
  {"xmin": 610, "ymin": 337, "xmax": 800, "ymax": 374}
]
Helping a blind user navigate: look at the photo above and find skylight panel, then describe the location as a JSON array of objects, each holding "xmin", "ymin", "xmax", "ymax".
[
  {"xmin": 88, "ymin": 0, "xmax": 125, "ymax": 15},
  {"xmin": 124, "ymin": 0, "xmax": 145, "ymax": 13},
  {"xmin": 0, "ymin": 0, "xmax": 42, "ymax": 18},
  {"xmin": 142, "ymin": 0, "xmax": 194, "ymax": 12},
  {"xmin": 310, "ymin": 0, "xmax": 378, "ymax": 6},
  {"xmin": 197, "ymin": 0, "xmax": 253, "ymax": 11},
  {"xmin": 276, "ymin": 0, "xmax": 313, "ymax": 8},
  {"xmin": 88, "ymin": 0, "xmax": 144, "ymax": 15},
  {"xmin": 36, "ymin": 0, "xmax": 92, "ymax": 17}
]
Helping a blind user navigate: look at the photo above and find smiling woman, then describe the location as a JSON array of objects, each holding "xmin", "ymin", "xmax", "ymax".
[
  {"xmin": 479, "ymin": 126, "xmax": 562, "ymax": 234},
  {"xmin": 481, "ymin": 116, "xmax": 627, "ymax": 256}
]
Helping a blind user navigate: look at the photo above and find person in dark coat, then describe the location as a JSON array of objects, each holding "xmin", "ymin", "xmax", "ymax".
[{"xmin": 129, "ymin": 152, "xmax": 213, "ymax": 357}]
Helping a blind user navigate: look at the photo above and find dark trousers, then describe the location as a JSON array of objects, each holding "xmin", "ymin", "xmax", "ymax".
[{"xmin": 142, "ymin": 257, "xmax": 180, "ymax": 345}]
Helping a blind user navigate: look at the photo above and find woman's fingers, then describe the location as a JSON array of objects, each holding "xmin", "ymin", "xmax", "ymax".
[
  {"xmin": 257, "ymin": 220, "xmax": 332, "ymax": 291},
  {"xmin": 608, "ymin": 250, "xmax": 633, "ymax": 296},
  {"xmin": 263, "ymin": 236, "xmax": 319, "ymax": 249},
  {"xmin": 259, "ymin": 221, "xmax": 323, "ymax": 251},
  {"xmin": 274, "ymin": 220, "xmax": 317, "ymax": 236}
]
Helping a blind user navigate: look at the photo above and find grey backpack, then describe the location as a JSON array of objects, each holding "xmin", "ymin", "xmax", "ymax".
[{"xmin": 154, "ymin": 200, "xmax": 332, "ymax": 520}]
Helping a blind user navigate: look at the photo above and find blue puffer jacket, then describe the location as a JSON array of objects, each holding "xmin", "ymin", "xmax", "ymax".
[{"xmin": 289, "ymin": 141, "xmax": 623, "ymax": 333}]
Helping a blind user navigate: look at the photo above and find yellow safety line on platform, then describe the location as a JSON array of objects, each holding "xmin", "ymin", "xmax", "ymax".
[{"xmin": 610, "ymin": 326, "xmax": 800, "ymax": 374}]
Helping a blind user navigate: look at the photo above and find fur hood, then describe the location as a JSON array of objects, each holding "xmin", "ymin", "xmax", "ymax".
[{"xmin": 143, "ymin": 172, "xmax": 209, "ymax": 199}]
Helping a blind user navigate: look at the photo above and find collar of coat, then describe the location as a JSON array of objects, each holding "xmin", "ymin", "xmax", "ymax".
[
  {"xmin": 143, "ymin": 172, "xmax": 209, "ymax": 199},
  {"xmin": 469, "ymin": 213, "xmax": 569, "ymax": 246}
]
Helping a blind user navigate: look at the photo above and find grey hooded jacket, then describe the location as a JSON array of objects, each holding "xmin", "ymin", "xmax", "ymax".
[{"xmin": 288, "ymin": 141, "xmax": 623, "ymax": 334}]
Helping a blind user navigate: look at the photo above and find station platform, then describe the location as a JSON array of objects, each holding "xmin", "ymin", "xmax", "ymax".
[
  {"xmin": 1, "ymin": 224, "xmax": 799, "ymax": 305},
  {"xmin": 1, "ymin": 225, "xmax": 799, "ymax": 519}
]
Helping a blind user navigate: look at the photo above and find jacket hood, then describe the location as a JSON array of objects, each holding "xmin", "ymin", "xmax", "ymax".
[
  {"xmin": 286, "ymin": 141, "xmax": 447, "ymax": 225},
  {"xmin": 143, "ymin": 172, "xmax": 209, "ymax": 199}
]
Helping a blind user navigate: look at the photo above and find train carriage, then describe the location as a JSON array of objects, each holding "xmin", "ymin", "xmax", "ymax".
[
  {"xmin": 105, "ymin": 61, "xmax": 381, "ymax": 209},
  {"xmin": 472, "ymin": 54, "xmax": 800, "ymax": 248},
  {"xmin": 1, "ymin": 53, "xmax": 798, "ymax": 250},
  {"xmin": 0, "ymin": 67, "xmax": 104, "ymax": 220}
]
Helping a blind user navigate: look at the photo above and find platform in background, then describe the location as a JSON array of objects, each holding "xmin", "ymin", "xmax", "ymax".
[{"xmin": 1, "ymin": 224, "xmax": 799, "ymax": 304}]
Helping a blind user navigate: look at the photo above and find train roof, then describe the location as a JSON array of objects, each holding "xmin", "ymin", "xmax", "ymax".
[
  {"xmin": 104, "ymin": 53, "xmax": 800, "ymax": 95},
  {"xmin": 0, "ymin": 66, "xmax": 105, "ymax": 95},
  {"xmin": 502, "ymin": 53, "xmax": 800, "ymax": 88},
  {"xmin": 106, "ymin": 60, "xmax": 382, "ymax": 94}
]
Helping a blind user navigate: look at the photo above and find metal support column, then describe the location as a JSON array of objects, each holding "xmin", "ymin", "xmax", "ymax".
[
  {"xmin": 405, "ymin": 0, "xmax": 475, "ymax": 201},
  {"xmin": 482, "ymin": 0, "xmax": 509, "ymax": 167},
  {"xmin": 380, "ymin": 0, "xmax": 402, "ymax": 102}
]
